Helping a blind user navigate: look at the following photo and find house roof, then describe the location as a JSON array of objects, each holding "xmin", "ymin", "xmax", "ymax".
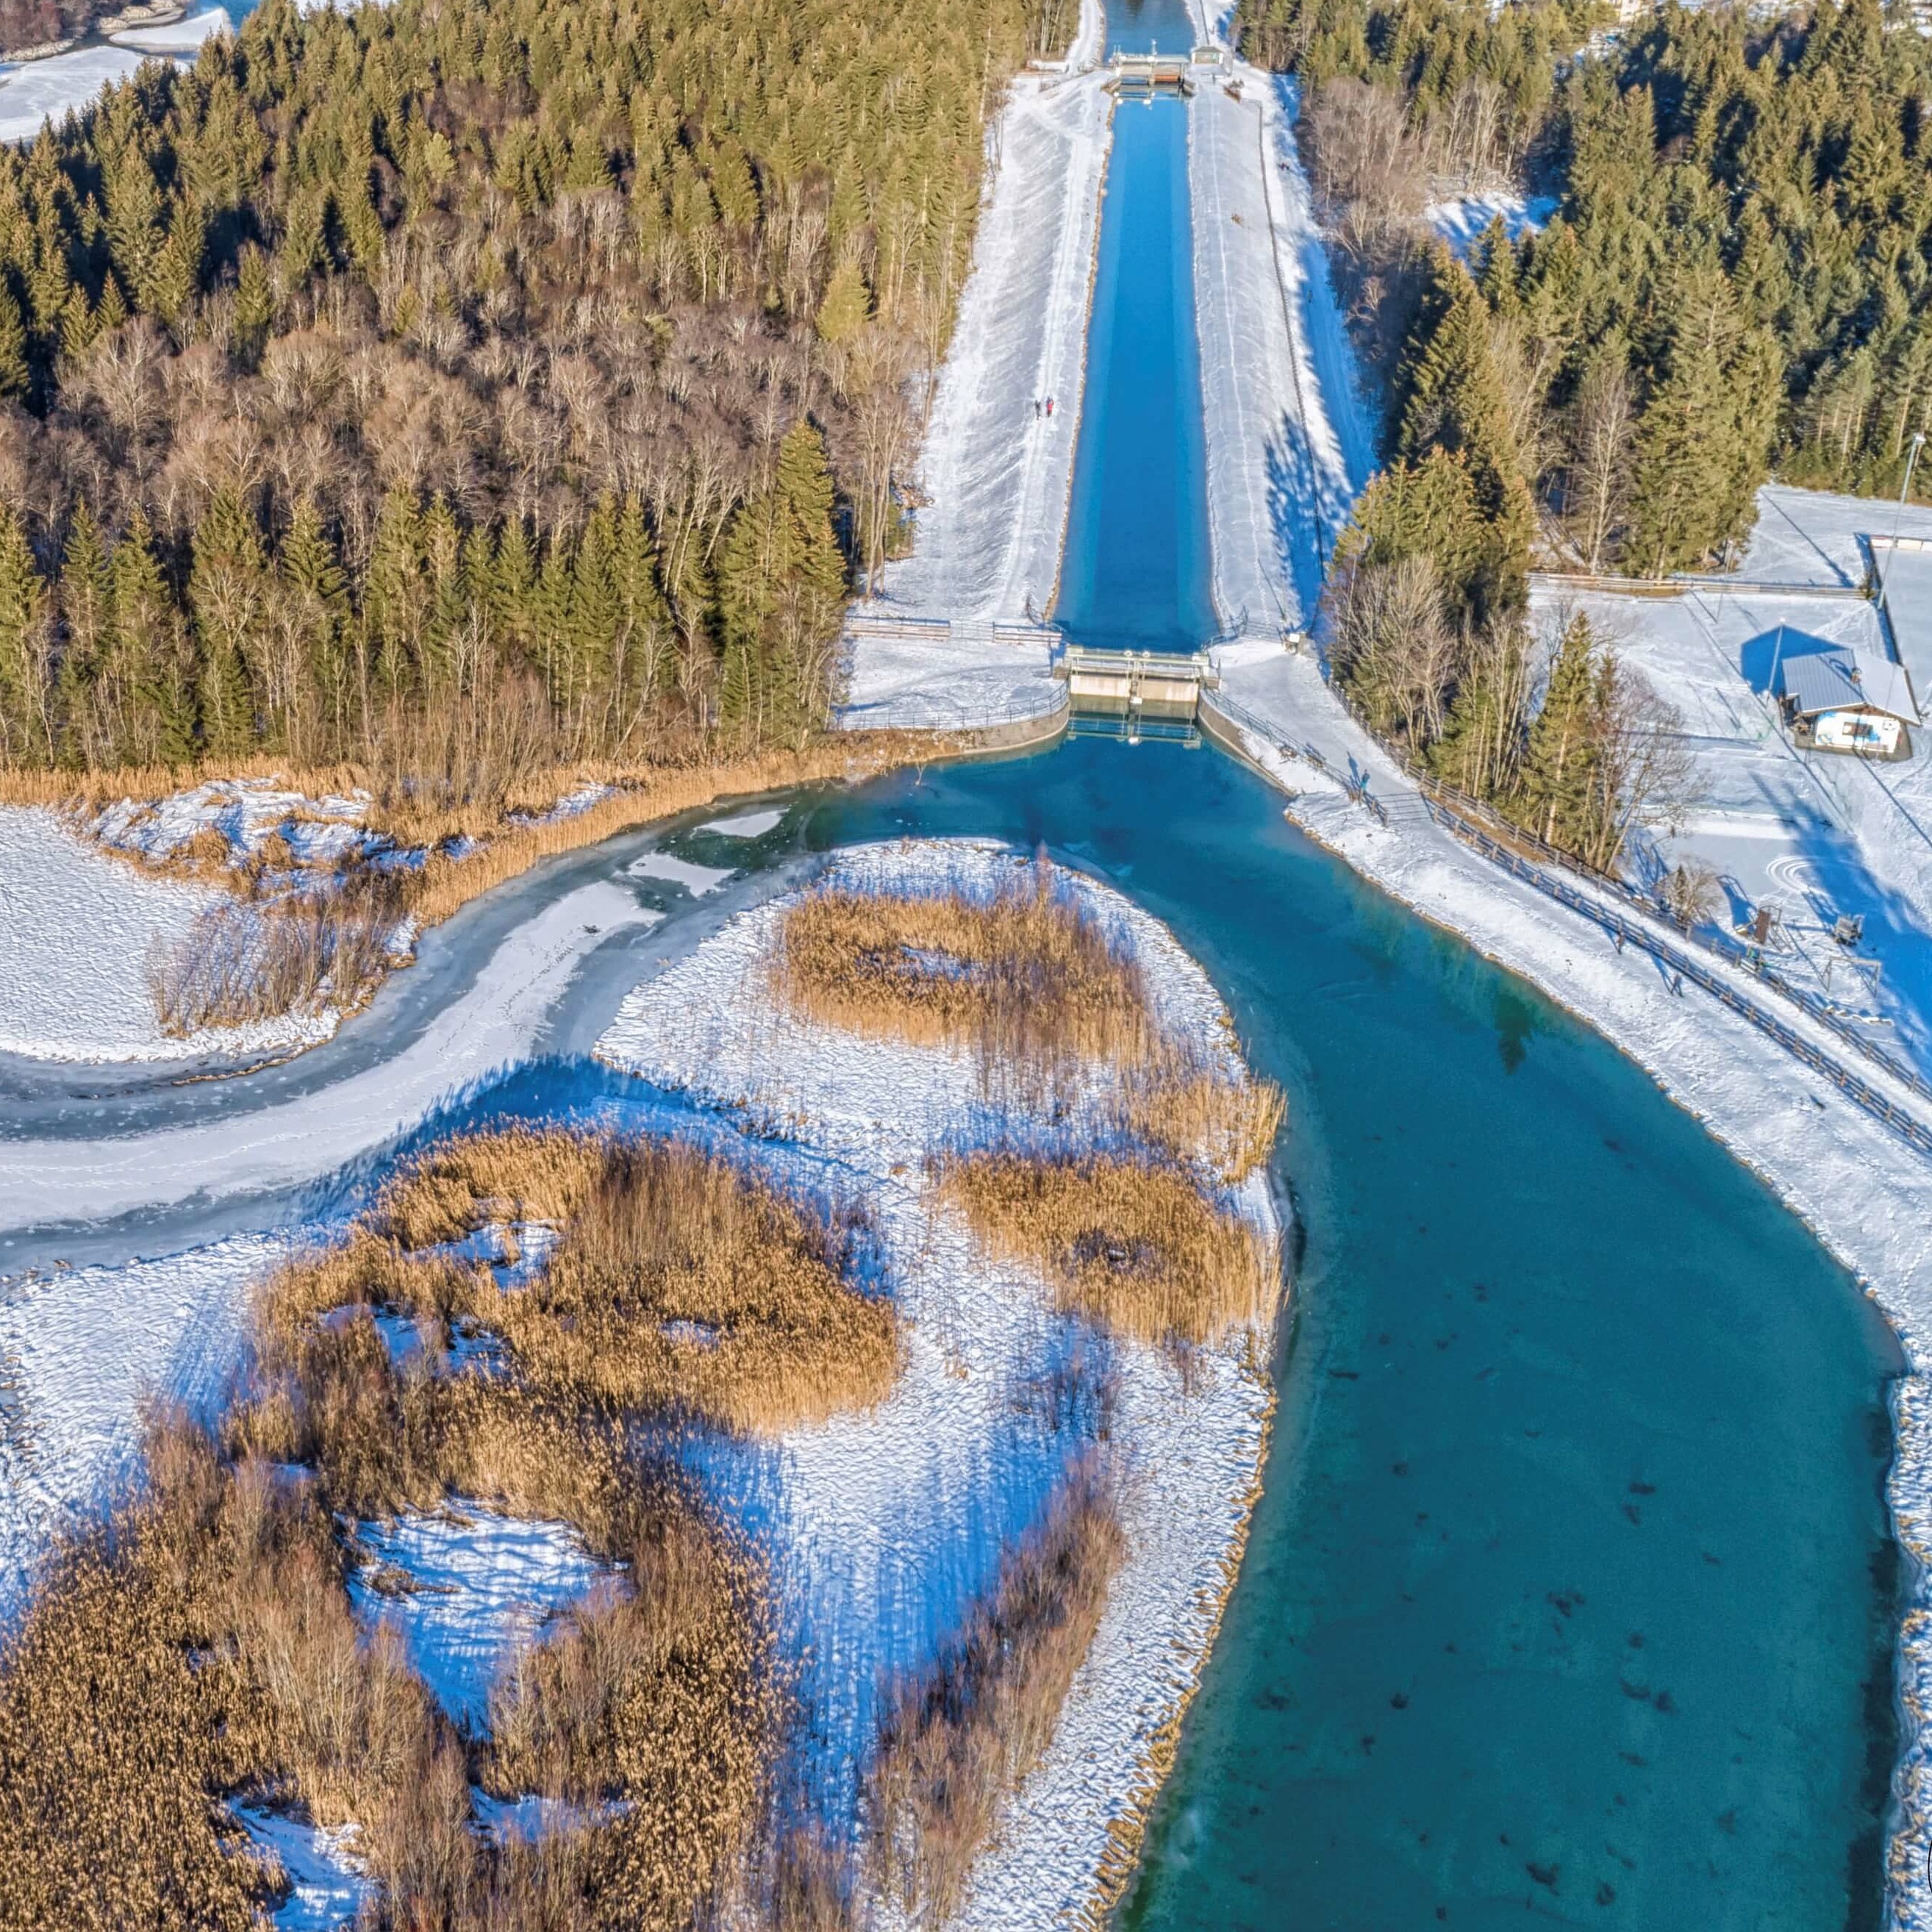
[{"xmin": 1778, "ymin": 648, "xmax": 1920, "ymax": 725}]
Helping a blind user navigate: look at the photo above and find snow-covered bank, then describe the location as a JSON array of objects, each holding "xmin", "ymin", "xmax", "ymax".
[
  {"xmin": 873, "ymin": 9, "xmax": 1108, "ymax": 625},
  {"xmin": 0, "ymin": 878, "xmax": 656, "ymax": 1234},
  {"xmin": 839, "ymin": 617, "xmax": 1064, "ymax": 734},
  {"xmin": 0, "ymin": 1231, "xmax": 284, "ymax": 1608},
  {"xmin": 1209, "ymin": 645, "xmax": 1932, "ymax": 1931},
  {"xmin": 0, "ymin": 806, "xmax": 340, "ymax": 1063},
  {"xmin": 596, "ymin": 840, "xmax": 1278, "ymax": 1928},
  {"xmin": 1189, "ymin": 65, "xmax": 1370, "ymax": 639},
  {"xmin": 842, "ymin": 0, "xmax": 1109, "ymax": 731}
]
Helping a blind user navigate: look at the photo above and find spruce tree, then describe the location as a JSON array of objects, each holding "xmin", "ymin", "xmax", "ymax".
[
  {"xmin": 191, "ymin": 489, "xmax": 268, "ymax": 757},
  {"xmin": 53, "ymin": 503, "xmax": 110, "ymax": 764},
  {"xmin": 1517, "ymin": 614, "xmax": 1600, "ymax": 851},
  {"xmin": 0, "ymin": 504, "xmax": 48, "ymax": 766}
]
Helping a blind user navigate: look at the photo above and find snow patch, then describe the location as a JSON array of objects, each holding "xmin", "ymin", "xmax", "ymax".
[
  {"xmin": 868, "ymin": 0, "xmax": 1111, "ymax": 624},
  {"xmin": 701, "ymin": 808, "xmax": 787, "ymax": 840},
  {"xmin": 626, "ymin": 851, "xmax": 734, "ymax": 895},
  {"xmin": 1425, "ymin": 192, "xmax": 1558, "ymax": 260},
  {"xmin": 349, "ymin": 1503, "xmax": 612, "ymax": 1732},
  {"xmin": 0, "ymin": 806, "xmax": 343, "ymax": 1063},
  {"xmin": 232, "ymin": 1803, "xmax": 370, "ymax": 1932}
]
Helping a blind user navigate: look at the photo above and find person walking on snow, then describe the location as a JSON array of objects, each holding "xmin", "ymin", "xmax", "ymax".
[{"xmin": 1046, "ymin": 396, "xmax": 1055, "ymax": 418}]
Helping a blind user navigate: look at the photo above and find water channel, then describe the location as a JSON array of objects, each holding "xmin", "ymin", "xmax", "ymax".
[
  {"xmin": 1017, "ymin": 0, "xmax": 1903, "ymax": 1917},
  {"xmin": 0, "ymin": 0, "xmax": 1909, "ymax": 1922}
]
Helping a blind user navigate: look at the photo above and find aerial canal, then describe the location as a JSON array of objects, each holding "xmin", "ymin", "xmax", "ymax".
[{"xmin": 0, "ymin": 0, "xmax": 1907, "ymax": 1920}]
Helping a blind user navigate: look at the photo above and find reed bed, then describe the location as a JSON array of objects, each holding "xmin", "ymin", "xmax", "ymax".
[
  {"xmin": 0, "ymin": 1126, "xmax": 844, "ymax": 1929},
  {"xmin": 934, "ymin": 1150, "xmax": 1281, "ymax": 1348},
  {"xmin": 146, "ymin": 873, "xmax": 404, "ymax": 1035},
  {"xmin": 770, "ymin": 862, "xmax": 1285, "ymax": 1181},
  {"xmin": 772, "ymin": 856, "xmax": 1152, "ymax": 1081},
  {"xmin": 0, "ymin": 1400, "xmax": 767, "ymax": 1932},
  {"xmin": 376, "ymin": 1127, "xmax": 901, "ymax": 1435},
  {"xmin": 867, "ymin": 1455, "xmax": 1126, "ymax": 1925}
]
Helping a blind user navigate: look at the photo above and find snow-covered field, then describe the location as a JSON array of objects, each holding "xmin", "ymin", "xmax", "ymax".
[
  {"xmin": 0, "ymin": 806, "xmax": 340, "ymax": 1062},
  {"xmin": 597, "ymin": 840, "xmax": 1278, "ymax": 1928},
  {"xmin": 0, "ymin": 876, "xmax": 656, "ymax": 1232}
]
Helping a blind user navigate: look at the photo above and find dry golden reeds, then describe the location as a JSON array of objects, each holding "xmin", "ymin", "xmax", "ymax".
[
  {"xmin": 771, "ymin": 863, "xmax": 1286, "ymax": 1181},
  {"xmin": 376, "ymin": 1127, "xmax": 902, "ymax": 1435},
  {"xmin": 934, "ymin": 1149, "xmax": 1281, "ymax": 1348},
  {"xmin": 867, "ymin": 1454, "xmax": 1125, "ymax": 1925},
  {"xmin": 773, "ymin": 855, "xmax": 1151, "ymax": 1081},
  {"xmin": 146, "ymin": 873, "xmax": 404, "ymax": 1036}
]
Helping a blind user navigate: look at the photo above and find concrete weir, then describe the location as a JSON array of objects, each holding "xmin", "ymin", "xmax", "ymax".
[{"xmin": 1056, "ymin": 646, "xmax": 1218, "ymax": 739}]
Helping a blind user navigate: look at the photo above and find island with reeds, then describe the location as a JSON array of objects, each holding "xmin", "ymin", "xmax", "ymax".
[{"xmin": 0, "ymin": 838, "xmax": 1284, "ymax": 1931}]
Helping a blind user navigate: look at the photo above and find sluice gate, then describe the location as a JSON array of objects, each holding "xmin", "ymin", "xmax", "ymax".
[
  {"xmin": 1109, "ymin": 51, "xmax": 1194, "ymax": 97},
  {"xmin": 1056, "ymin": 648, "xmax": 1217, "ymax": 741}
]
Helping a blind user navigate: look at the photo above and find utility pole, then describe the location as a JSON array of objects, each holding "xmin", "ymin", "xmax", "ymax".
[{"xmin": 1883, "ymin": 429, "xmax": 1927, "ymax": 593}]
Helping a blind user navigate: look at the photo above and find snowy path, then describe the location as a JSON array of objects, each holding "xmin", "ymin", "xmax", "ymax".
[{"xmin": 1188, "ymin": 64, "xmax": 1370, "ymax": 637}]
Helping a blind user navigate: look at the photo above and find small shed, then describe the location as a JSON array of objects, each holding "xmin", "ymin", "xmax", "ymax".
[{"xmin": 1778, "ymin": 648, "xmax": 1918, "ymax": 759}]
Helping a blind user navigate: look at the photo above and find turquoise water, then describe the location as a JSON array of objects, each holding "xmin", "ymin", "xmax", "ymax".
[
  {"xmin": 859, "ymin": 0, "xmax": 1906, "ymax": 1906},
  {"xmin": 802, "ymin": 744, "xmax": 1903, "ymax": 1930},
  {"xmin": 1055, "ymin": 74, "xmax": 1216, "ymax": 651}
]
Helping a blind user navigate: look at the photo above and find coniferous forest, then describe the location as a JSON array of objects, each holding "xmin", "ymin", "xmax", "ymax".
[
  {"xmin": 1239, "ymin": 0, "xmax": 1932, "ymax": 862},
  {"xmin": 0, "ymin": 0, "xmax": 1059, "ymax": 790}
]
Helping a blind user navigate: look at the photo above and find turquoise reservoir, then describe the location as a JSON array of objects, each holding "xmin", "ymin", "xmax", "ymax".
[{"xmin": 804, "ymin": 742, "xmax": 1903, "ymax": 1930}]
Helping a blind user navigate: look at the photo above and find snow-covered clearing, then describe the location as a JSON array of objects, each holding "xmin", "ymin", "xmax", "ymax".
[
  {"xmin": 0, "ymin": 1231, "xmax": 284, "ymax": 1608},
  {"xmin": 0, "ymin": 806, "xmax": 340, "ymax": 1063},
  {"xmin": 1190, "ymin": 65, "xmax": 1373, "ymax": 637},
  {"xmin": 0, "ymin": 879, "xmax": 656, "ymax": 1234},
  {"xmin": 596, "ymin": 839, "xmax": 1278, "ymax": 1928},
  {"xmin": 1424, "ymin": 190, "xmax": 1557, "ymax": 260},
  {"xmin": 348, "ymin": 1505, "xmax": 612, "ymax": 1731}
]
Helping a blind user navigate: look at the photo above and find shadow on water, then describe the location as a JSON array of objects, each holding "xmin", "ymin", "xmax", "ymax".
[{"xmin": 807, "ymin": 737, "xmax": 1903, "ymax": 1932}]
